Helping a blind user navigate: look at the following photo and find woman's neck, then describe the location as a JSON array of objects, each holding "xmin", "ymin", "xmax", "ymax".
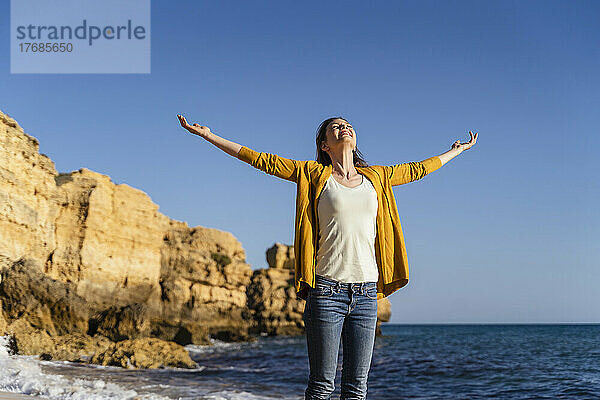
[{"xmin": 329, "ymin": 150, "xmax": 357, "ymax": 179}]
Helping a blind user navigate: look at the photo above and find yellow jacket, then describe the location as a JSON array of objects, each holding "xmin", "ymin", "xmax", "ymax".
[{"xmin": 236, "ymin": 146, "xmax": 442, "ymax": 300}]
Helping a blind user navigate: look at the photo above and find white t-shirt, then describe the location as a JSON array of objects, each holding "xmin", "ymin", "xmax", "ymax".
[{"xmin": 315, "ymin": 174, "xmax": 379, "ymax": 283}]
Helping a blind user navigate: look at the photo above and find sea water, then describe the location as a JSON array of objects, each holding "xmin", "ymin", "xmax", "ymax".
[{"xmin": 1, "ymin": 324, "xmax": 599, "ymax": 399}]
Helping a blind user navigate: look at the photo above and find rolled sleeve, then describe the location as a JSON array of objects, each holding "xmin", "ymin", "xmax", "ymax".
[
  {"xmin": 236, "ymin": 146, "xmax": 300, "ymax": 183},
  {"xmin": 386, "ymin": 156, "xmax": 442, "ymax": 186}
]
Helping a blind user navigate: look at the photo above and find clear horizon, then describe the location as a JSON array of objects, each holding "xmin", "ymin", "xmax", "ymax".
[{"xmin": 1, "ymin": 0, "xmax": 597, "ymax": 324}]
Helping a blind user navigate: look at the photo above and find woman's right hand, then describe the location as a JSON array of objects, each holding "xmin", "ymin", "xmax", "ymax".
[
  {"xmin": 451, "ymin": 131, "xmax": 478, "ymax": 152},
  {"xmin": 177, "ymin": 114, "xmax": 212, "ymax": 138}
]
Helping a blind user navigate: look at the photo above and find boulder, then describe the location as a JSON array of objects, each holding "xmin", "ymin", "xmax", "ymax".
[
  {"xmin": 7, "ymin": 318, "xmax": 112, "ymax": 363},
  {"xmin": 0, "ymin": 258, "xmax": 89, "ymax": 335},
  {"xmin": 89, "ymin": 303, "xmax": 151, "ymax": 342},
  {"xmin": 150, "ymin": 320, "xmax": 212, "ymax": 346},
  {"xmin": 90, "ymin": 337, "xmax": 197, "ymax": 369},
  {"xmin": 376, "ymin": 297, "xmax": 392, "ymax": 336}
]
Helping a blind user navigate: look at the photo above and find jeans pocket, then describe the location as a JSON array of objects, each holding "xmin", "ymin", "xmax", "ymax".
[
  {"xmin": 365, "ymin": 286, "xmax": 378, "ymax": 300},
  {"xmin": 312, "ymin": 282, "xmax": 334, "ymax": 297}
]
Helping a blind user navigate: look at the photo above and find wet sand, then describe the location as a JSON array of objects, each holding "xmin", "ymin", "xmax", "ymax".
[{"xmin": 0, "ymin": 392, "xmax": 36, "ymax": 399}]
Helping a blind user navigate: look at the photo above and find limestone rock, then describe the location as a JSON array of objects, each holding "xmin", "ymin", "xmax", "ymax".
[
  {"xmin": 211, "ymin": 328, "xmax": 257, "ymax": 342},
  {"xmin": 0, "ymin": 258, "xmax": 89, "ymax": 335},
  {"xmin": 378, "ymin": 297, "xmax": 391, "ymax": 322},
  {"xmin": 51, "ymin": 167, "xmax": 170, "ymax": 313},
  {"xmin": 6, "ymin": 319, "xmax": 57, "ymax": 356},
  {"xmin": 49, "ymin": 333, "xmax": 113, "ymax": 362},
  {"xmin": 376, "ymin": 297, "xmax": 392, "ymax": 336},
  {"xmin": 0, "ymin": 299, "xmax": 7, "ymax": 335},
  {"xmin": 6, "ymin": 318, "xmax": 112, "ymax": 363},
  {"xmin": 0, "ymin": 109, "xmax": 254, "ymax": 346},
  {"xmin": 89, "ymin": 303, "xmax": 151, "ymax": 342},
  {"xmin": 266, "ymin": 242, "xmax": 295, "ymax": 270},
  {"xmin": 90, "ymin": 337, "xmax": 197, "ymax": 369},
  {"xmin": 159, "ymin": 227, "xmax": 253, "ymax": 341},
  {"xmin": 0, "ymin": 111, "xmax": 60, "ymax": 264},
  {"xmin": 150, "ymin": 320, "xmax": 211, "ymax": 346},
  {"xmin": 247, "ymin": 262, "xmax": 305, "ymax": 336}
]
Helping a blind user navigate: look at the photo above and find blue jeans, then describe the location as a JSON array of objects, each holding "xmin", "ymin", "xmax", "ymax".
[{"xmin": 303, "ymin": 274, "xmax": 378, "ymax": 400}]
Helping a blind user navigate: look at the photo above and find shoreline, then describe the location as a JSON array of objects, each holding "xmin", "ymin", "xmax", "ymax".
[{"xmin": 0, "ymin": 392, "xmax": 36, "ymax": 399}]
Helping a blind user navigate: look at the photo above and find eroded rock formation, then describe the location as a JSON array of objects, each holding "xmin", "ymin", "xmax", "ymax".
[
  {"xmin": 0, "ymin": 110, "xmax": 253, "ymax": 346},
  {"xmin": 247, "ymin": 243, "xmax": 304, "ymax": 336}
]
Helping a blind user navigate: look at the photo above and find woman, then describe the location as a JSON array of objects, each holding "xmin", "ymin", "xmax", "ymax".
[{"xmin": 177, "ymin": 114, "xmax": 478, "ymax": 399}]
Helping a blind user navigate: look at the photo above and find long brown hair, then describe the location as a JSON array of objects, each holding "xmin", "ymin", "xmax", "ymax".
[{"xmin": 315, "ymin": 117, "xmax": 369, "ymax": 167}]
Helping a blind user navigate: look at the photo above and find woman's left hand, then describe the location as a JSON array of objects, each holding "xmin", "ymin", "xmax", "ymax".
[{"xmin": 451, "ymin": 131, "xmax": 478, "ymax": 152}]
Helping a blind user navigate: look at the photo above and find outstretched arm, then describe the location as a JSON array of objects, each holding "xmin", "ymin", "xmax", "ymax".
[
  {"xmin": 386, "ymin": 130, "xmax": 478, "ymax": 186},
  {"xmin": 178, "ymin": 114, "xmax": 242, "ymax": 158},
  {"xmin": 177, "ymin": 114, "xmax": 300, "ymax": 183}
]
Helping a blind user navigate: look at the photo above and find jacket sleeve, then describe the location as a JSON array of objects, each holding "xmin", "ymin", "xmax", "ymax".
[
  {"xmin": 236, "ymin": 145, "xmax": 300, "ymax": 183},
  {"xmin": 384, "ymin": 156, "xmax": 442, "ymax": 186}
]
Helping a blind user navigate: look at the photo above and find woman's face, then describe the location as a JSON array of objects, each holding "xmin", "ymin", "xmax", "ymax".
[{"xmin": 321, "ymin": 118, "xmax": 356, "ymax": 153}]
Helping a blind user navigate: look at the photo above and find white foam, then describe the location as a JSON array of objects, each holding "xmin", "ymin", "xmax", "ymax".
[
  {"xmin": 185, "ymin": 338, "xmax": 247, "ymax": 355},
  {"xmin": 198, "ymin": 390, "xmax": 300, "ymax": 400},
  {"xmin": 0, "ymin": 336, "xmax": 170, "ymax": 400},
  {"xmin": 205, "ymin": 365, "xmax": 266, "ymax": 373},
  {"xmin": 185, "ymin": 336, "xmax": 300, "ymax": 356}
]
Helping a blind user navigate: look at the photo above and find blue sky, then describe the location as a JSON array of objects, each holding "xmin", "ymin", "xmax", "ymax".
[{"xmin": 1, "ymin": 0, "xmax": 598, "ymax": 323}]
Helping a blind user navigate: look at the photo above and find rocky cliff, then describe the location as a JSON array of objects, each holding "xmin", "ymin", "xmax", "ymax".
[{"xmin": 0, "ymin": 109, "xmax": 390, "ymax": 369}]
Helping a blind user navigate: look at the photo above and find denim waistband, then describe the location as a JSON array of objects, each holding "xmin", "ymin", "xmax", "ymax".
[{"xmin": 315, "ymin": 274, "xmax": 377, "ymax": 291}]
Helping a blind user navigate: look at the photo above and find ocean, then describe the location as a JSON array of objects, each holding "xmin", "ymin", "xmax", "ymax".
[{"xmin": 1, "ymin": 324, "xmax": 599, "ymax": 399}]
